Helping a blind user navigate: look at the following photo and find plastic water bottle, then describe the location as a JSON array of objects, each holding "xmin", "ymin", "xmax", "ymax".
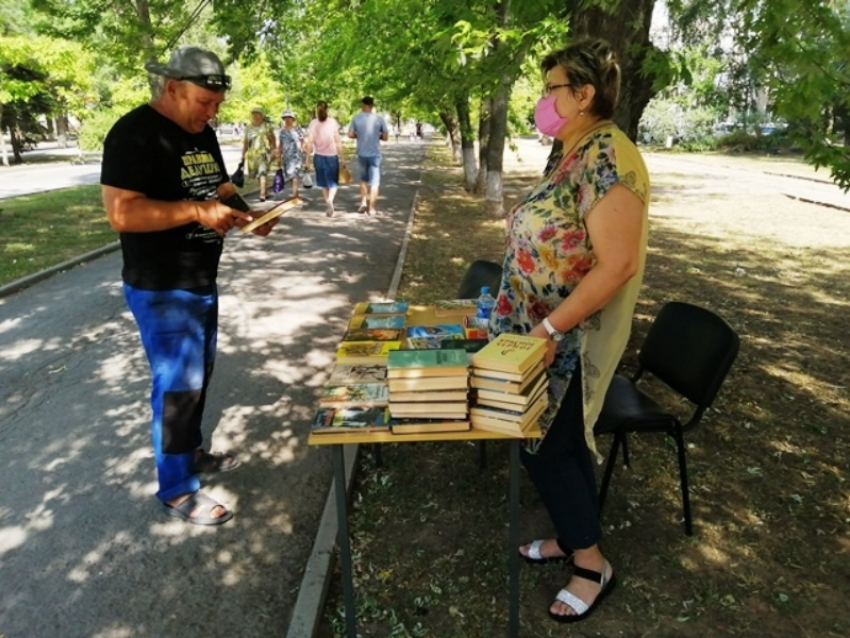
[{"xmin": 476, "ymin": 286, "xmax": 496, "ymax": 328}]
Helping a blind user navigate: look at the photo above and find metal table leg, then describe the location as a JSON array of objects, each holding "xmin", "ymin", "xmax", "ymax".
[
  {"xmin": 509, "ymin": 439, "xmax": 520, "ymax": 637},
  {"xmin": 333, "ymin": 445, "xmax": 357, "ymax": 638}
]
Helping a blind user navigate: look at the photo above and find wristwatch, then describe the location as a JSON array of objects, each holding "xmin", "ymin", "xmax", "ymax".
[{"xmin": 542, "ymin": 317, "xmax": 565, "ymax": 342}]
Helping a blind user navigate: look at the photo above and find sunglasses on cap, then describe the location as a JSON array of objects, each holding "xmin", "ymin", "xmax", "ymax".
[{"xmin": 179, "ymin": 74, "xmax": 232, "ymax": 91}]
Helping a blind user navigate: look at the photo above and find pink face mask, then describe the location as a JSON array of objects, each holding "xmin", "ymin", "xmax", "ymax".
[{"xmin": 534, "ymin": 95, "xmax": 569, "ymax": 137}]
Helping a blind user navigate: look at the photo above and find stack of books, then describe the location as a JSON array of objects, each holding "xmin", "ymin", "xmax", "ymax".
[
  {"xmin": 335, "ymin": 302, "xmax": 408, "ymax": 365},
  {"xmin": 385, "ymin": 349, "xmax": 471, "ymax": 434},
  {"xmin": 311, "ymin": 363, "xmax": 391, "ymax": 435},
  {"xmin": 469, "ymin": 333, "xmax": 549, "ymax": 436}
]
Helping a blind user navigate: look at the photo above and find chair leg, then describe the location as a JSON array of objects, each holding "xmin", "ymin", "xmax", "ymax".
[
  {"xmin": 621, "ymin": 433, "xmax": 631, "ymax": 467},
  {"xmin": 672, "ymin": 427, "xmax": 693, "ymax": 535},
  {"xmin": 478, "ymin": 440, "xmax": 487, "ymax": 470},
  {"xmin": 597, "ymin": 431, "xmax": 622, "ymax": 515}
]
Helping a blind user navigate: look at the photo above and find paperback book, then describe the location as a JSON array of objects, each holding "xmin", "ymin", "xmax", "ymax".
[
  {"xmin": 311, "ymin": 405, "xmax": 391, "ymax": 434},
  {"xmin": 319, "ymin": 383, "xmax": 390, "ymax": 407},
  {"xmin": 433, "ymin": 299, "xmax": 478, "ymax": 316},
  {"xmin": 473, "ymin": 371, "xmax": 549, "ymax": 408},
  {"xmin": 387, "ymin": 375, "xmax": 469, "ymax": 393},
  {"xmin": 336, "ymin": 341, "xmax": 401, "ymax": 365},
  {"xmin": 351, "ymin": 301, "xmax": 410, "ymax": 315},
  {"xmin": 471, "ymin": 333, "xmax": 548, "ymax": 375},
  {"xmin": 386, "ymin": 348, "xmax": 469, "ymax": 379},
  {"xmin": 328, "ymin": 364, "xmax": 388, "ymax": 384},
  {"xmin": 348, "ymin": 315, "xmax": 407, "ymax": 330},
  {"xmin": 471, "ymin": 361, "xmax": 546, "ymax": 393},
  {"xmin": 342, "ymin": 328, "xmax": 403, "ymax": 342}
]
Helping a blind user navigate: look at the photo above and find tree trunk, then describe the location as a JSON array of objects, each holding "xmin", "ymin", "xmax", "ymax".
[
  {"xmin": 484, "ymin": 78, "xmax": 510, "ymax": 218},
  {"xmin": 10, "ymin": 126, "xmax": 22, "ymax": 163},
  {"xmin": 570, "ymin": 0, "xmax": 658, "ymax": 142},
  {"xmin": 474, "ymin": 98, "xmax": 491, "ymax": 195},
  {"xmin": 438, "ymin": 109, "xmax": 461, "ymax": 163},
  {"xmin": 0, "ymin": 105, "xmax": 7, "ymax": 167},
  {"xmin": 456, "ymin": 94, "xmax": 477, "ymax": 192}
]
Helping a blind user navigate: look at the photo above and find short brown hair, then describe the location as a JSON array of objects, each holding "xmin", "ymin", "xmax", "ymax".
[{"xmin": 541, "ymin": 38, "xmax": 621, "ymax": 119}]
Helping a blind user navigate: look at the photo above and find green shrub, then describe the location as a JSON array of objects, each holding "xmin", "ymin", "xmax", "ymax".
[{"xmin": 77, "ymin": 109, "xmax": 122, "ymax": 152}]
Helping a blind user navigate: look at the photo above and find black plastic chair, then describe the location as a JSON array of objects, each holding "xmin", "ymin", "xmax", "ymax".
[
  {"xmin": 456, "ymin": 260, "xmax": 503, "ymax": 300},
  {"xmin": 593, "ymin": 301, "xmax": 740, "ymax": 535},
  {"xmin": 456, "ymin": 260, "xmax": 503, "ymax": 469}
]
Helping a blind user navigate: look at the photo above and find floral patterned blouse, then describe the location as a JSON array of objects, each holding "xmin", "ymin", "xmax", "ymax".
[{"xmin": 490, "ymin": 122, "xmax": 650, "ymax": 455}]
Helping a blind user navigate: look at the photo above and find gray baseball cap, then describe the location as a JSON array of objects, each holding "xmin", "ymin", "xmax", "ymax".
[{"xmin": 144, "ymin": 46, "xmax": 231, "ymax": 92}]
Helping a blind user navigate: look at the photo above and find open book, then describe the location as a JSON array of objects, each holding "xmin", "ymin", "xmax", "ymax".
[{"xmin": 239, "ymin": 196, "xmax": 303, "ymax": 233}]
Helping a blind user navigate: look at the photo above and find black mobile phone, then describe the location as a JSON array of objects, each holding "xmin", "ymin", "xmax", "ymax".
[{"xmin": 222, "ymin": 192, "xmax": 251, "ymax": 213}]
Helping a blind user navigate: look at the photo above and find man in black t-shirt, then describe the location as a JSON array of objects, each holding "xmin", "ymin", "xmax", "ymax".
[{"xmin": 101, "ymin": 46, "xmax": 277, "ymax": 526}]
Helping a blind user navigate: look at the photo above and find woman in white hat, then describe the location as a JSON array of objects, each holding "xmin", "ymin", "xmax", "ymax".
[
  {"xmin": 276, "ymin": 109, "xmax": 307, "ymax": 199},
  {"xmin": 241, "ymin": 107, "xmax": 276, "ymax": 201}
]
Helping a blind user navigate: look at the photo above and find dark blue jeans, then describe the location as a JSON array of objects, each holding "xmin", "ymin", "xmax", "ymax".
[
  {"xmin": 521, "ymin": 362, "xmax": 602, "ymax": 551},
  {"xmin": 123, "ymin": 284, "xmax": 218, "ymax": 502}
]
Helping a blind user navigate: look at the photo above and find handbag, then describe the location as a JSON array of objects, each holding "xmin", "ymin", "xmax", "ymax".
[
  {"xmin": 231, "ymin": 161, "xmax": 245, "ymax": 188},
  {"xmin": 302, "ymin": 172, "xmax": 314, "ymax": 188},
  {"xmin": 339, "ymin": 164, "xmax": 352, "ymax": 185},
  {"xmin": 272, "ymin": 168, "xmax": 284, "ymax": 193}
]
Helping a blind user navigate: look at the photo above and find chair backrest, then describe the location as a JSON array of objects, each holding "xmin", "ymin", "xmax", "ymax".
[
  {"xmin": 638, "ymin": 301, "xmax": 740, "ymax": 409},
  {"xmin": 456, "ymin": 260, "xmax": 503, "ymax": 299}
]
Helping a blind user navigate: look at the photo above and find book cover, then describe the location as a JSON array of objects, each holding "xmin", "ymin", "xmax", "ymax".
[
  {"xmin": 239, "ymin": 196, "xmax": 303, "ymax": 233},
  {"xmin": 407, "ymin": 336, "xmax": 466, "ymax": 350},
  {"xmin": 471, "ymin": 333, "xmax": 548, "ymax": 375},
  {"xmin": 386, "ymin": 349, "xmax": 469, "ymax": 377},
  {"xmin": 336, "ymin": 341, "xmax": 401, "ymax": 365},
  {"xmin": 351, "ymin": 301, "xmax": 410, "ymax": 315},
  {"xmin": 328, "ymin": 364, "xmax": 387, "ymax": 384},
  {"xmin": 319, "ymin": 383, "xmax": 390, "ymax": 406},
  {"xmin": 348, "ymin": 315, "xmax": 407, "ymax": 330},
  {"xmin": 390, "ymin": 418, "xmax": 471, "ymax": 435},
  {"xmin": 343, "ymin": 328, "xmax": 403, "ymax": 342},
  {"xmin": 387, "ymin": 375, "xmax": 470, "ymax": 393},
  {"xmin": 433, "ymin": 299, "xmax": 478, "ymax": 316},
  {"xmin": 406, "ymin": 324, "xmax": 465, "ymax": 339},
  {"xmin": 310, "ymin": 405, "xmax": 391, "ymax": 434}
]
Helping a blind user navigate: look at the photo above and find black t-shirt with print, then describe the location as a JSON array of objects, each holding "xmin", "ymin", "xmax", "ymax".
[{"xmin": 101, "ymin": 104, "xmax": 228, "ymax": 290}]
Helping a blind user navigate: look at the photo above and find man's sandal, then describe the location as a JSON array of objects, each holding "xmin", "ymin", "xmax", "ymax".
[
  {"xmin": 163, "ymin": 491, "xmax": 233, "ymax": 526},
  {"xmin": 520, "ymin": 539, "xmax": 574, "ymax": 565},
  {"xmin": 549, "ymin": 562, "xmax": 617, "ymax": 624},
  {"xmin": 190, "ymin": 450, "xmax": 239, "ymax": 474}
]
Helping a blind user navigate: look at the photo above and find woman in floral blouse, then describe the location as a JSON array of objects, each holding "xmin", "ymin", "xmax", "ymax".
[{"xmin": 492, "ymin": 39, "xmax": 650, "ymax": 623}]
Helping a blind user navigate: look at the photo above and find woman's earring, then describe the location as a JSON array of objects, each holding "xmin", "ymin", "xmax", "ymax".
[{"xmin": 579, "ymin": 110, "xmax": 585, "ymax": 116}]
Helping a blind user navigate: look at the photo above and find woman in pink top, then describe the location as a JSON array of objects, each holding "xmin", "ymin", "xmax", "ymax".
[{"xmin": 306, "ymin": 101, "xmax": 347, "ymax": 217}]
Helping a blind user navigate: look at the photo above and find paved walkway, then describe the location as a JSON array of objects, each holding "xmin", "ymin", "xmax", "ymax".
[{"xmin": 0, "ymin": 141, "xmax": 424, "ymax": 638}]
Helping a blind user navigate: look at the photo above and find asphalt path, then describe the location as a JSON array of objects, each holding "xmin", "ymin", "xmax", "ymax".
[{"xmin": 0, "ymin": 141, "xmax": 424, "ymax": 638}]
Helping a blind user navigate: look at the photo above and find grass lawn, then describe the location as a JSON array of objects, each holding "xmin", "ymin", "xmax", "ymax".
[
  {"xmin": 0, "ymin": 185, "xmax": 115, "ymax": 286},
  {"xmin": 319, "ymin": 144, "xmax": 850, "ymax": 637}
]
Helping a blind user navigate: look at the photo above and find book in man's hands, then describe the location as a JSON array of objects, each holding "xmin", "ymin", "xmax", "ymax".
[
  {"xmin": 471, "ymin": 333, "xmax": 548, "ymax": 375},
  {"xmin": 318, "ymin": 382, "xmax": 390, "ymax": 407},
  {"xmin": 311, "ymin": 405, "xmax": 391, "ymax": 434},
  {"xmin": 239, "ymin": 196, "xmax": 303, "ymax": 234}
]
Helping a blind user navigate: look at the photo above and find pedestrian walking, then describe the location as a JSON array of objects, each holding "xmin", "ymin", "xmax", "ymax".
[
  {"xmin": 347, "ymin": 95, "xmax": 388, "ymax": 216},
  {"xmin": 100, "ymin": 45, "xmax": 280, "ymax": 526},
  {"xmin": 306, "ymin": 100, "xmax": 346, "ymax": 217},
  {"xmin": 276, "ymin": 109, "xmax": 307, "ymax": 199},
  {"xmin": 242, "ymin": 107, "xmax": 276, "ymax": 201}
]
